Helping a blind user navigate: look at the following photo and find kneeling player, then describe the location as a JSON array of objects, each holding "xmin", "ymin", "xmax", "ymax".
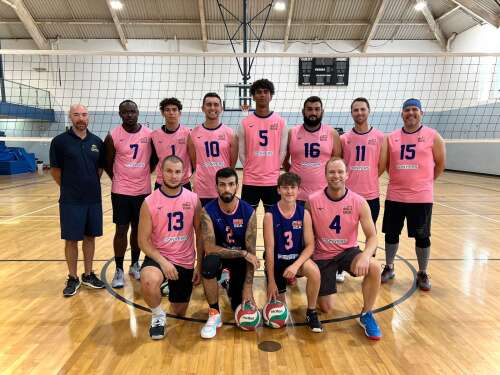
[
  {"xmin": 199, "ymin": 167, "xmax": 259, "ymax": 339},
  {"xmin": 138, "ymin": 155, "xmax": 202, "ymax": 340},
  {"xmin": 264, "ymin": 172, "xmax": 322, "ymax": 332},
  {"xmin": 308, "ymin": 157, "xmax": 382, "ymax": 340}
]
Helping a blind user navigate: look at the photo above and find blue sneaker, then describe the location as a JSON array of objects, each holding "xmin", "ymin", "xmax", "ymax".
[{"xmin": 359, "ymin": 311, "xmax": 381, "ymax": 340}]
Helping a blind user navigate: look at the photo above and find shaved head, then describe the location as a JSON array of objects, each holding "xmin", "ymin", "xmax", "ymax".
[{"xmin": 68, "ymin": 103, "xmax": 89, "ymax": 132}]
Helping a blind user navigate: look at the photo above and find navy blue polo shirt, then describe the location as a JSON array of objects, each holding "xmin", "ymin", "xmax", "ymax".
[{"xmin": 49, "ymin": 128, "xmax": 105, "ymax": 204}]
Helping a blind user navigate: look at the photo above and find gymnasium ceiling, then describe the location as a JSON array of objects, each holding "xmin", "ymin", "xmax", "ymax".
[{"xmin": 0, "ymin": 0, "xmax": 498, "ymax": 51}]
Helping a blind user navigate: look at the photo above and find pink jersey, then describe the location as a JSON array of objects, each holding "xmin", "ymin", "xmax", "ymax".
[
  {"xmin": 151, "ymin": 125, "xmax": 192, "ymax": 185},
  {"xmin": 145, "ymin": 187, "xmax": 198, "ymax": 269},
  {"xmin": 241, "ymin": 112, "xmax": 286, "ymax": 186},
  {"xmin": 191, "ymin": 124, "xmax": 234, "ymax": 199},
  {"xmin": 341, "ymin": 127, "xmax": 384, "ymax": 200},
  {"xmin": 289, "ymin": 124, "xmax": 334, "ymax": 201},
  {"xmin": 386, "ymin": 126, "xmax": 437, "ymax": 203},
  {"xmin": 308, "ymin": 188, "xmax": 365, "ymax": 259},
  {"xmin": 110, "ymin": 125, "xmax": 152, "ymax": 196}
]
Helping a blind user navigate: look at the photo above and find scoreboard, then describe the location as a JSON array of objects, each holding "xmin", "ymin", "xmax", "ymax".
[{"xmin": 298, "ymin": 57, "xmax": 349, "ymax": 86}]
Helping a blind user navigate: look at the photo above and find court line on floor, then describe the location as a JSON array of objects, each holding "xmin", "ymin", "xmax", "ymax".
[
  {"xmin": 0, "ymin": 202, "xmax": 61, "ymax": 224},
  {"xmin": 99, "ymin": 252, "xmax": 418, "ymax": 326},
  {"xmin": 434, "ymin": 202, "xmax": 500, "ymax": 224}
]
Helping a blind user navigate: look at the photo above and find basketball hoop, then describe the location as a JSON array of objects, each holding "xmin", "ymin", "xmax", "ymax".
[{"xmin": 240, "ymin": 103, "xmax": 250, "ymax": 115}]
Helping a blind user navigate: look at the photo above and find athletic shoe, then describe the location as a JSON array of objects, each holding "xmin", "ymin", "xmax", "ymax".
[
  {"xmin": 381, "ymin": 264, "xmax": 395, "ymax": 283},
  {"xmin": 81, "ymin": 272, "xmax": 105, "ymax": 289},
  {"xmin": 305, "ymin": 310, "xmax": 323, "ymax": 333},
  {"xmin": 336, "ymin": 271, "xmax": 345, "ymax": 283},
  {"xmin": 416, "ymin": 271, "xmax": 431, "ymax": 291},
  {"xmin": 63, "ymin": 276, "xmax": 80, "ymax": 297},
  {"xmin": 359, "ymin": 311, "xmax": 382, "ymax": 340},
  {"xmin": 200, "ymin": 308, "xmax": 222, "ymax": 339},
  {"xmin": 219, "ymin": 268, "xmax": 230, "ymax": 290},
  {"xmin": 286, "ymin": 277, "xmax": 297, "ymax": 286},
  {"xmin": 149, "ymin": 315, "xmax": 166, "ymax": 340},
  {"xmin": 111, "ymin": 268, "xmax": 125, "ymax": 288},
  {"xmin": 160, "ymin": 281, "xmax": 169, "ymax": 296},
  {"xmin": 129, "ymin": 262, "xmax": 141, "ymax": 280}
]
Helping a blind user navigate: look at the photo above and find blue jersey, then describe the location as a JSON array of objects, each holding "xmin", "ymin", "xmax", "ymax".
[
  {"xmin": 204, "ymin": 198, "xmax": 254, "ymax": 250},
  {"xmin": 271, "ymin": 203, "xmax": 305, "ymax": 261}
]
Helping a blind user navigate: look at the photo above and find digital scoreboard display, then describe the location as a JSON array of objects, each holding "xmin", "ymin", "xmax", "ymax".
[{"xmin": 298, "ymin": 57, "xmax": 349, "ymax": 86}]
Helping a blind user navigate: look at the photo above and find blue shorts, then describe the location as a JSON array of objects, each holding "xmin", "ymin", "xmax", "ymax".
[{"xmin": 60, "ymin": 203, "xmax": 103, "ymax": 241}]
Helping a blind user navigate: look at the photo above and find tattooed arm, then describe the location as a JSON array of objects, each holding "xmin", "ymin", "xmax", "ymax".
[
  {"xmin": 242, "ymin": 212, "xmax": 260, "ymax": 303},
  {"xmin": 200, "ymin": 209, "xmax": 247, "ymax": 259}
]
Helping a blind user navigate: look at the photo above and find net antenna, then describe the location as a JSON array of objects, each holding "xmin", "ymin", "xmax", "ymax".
[{"xmin": 216, "ymin": 0, "xmax": 275, "ymax": 111}]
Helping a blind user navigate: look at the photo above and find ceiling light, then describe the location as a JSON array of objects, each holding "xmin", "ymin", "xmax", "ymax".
[
  {"xmin": 414, "ymin": 1, "xmax": 426, "ymax": 11},
  {"xmin": 274, "ymin": 1, "xmax": 286, "ymax": 12},
  {"xmin": 110, "ymin": 0, "xmax": 123, "ymax": 10}
]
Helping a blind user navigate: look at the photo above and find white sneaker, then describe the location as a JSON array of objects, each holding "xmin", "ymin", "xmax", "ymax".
[
  {"xmin": 336, "ymin": 271, "xmax": 346, "ymax": 283},
  {"xmin": 160, "ymin": 281, "xmax": 169, "ymax": 296},
  {"xmin": 129, "ymin": 262, "xmax": 141, "ymax": 280},
  {"xmin": 200, "ymin": 308, "xmax": 222, "ymax": 339},
  {"xmin": 111, "ymin": 268, "xmax": 125, "ymax": 288}
]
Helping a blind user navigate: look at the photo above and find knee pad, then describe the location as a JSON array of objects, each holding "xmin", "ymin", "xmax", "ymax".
[
  {"xmin": 416, "ymin": 237, "xmax": 431, "ymax": 248},
  {"xmin": 201, "ymin": 254, "xmax": 221, "ymax": 279},
  {"xmin": 385, "ymin": 233, "xmax": 399, "ymax": 245}
]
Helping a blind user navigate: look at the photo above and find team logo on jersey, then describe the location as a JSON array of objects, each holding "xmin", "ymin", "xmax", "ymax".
[
  {"xmin": 368, "ymin": 138, "xmax": 377, "ymax": 145},
  {"xmin": 418, "ymin": 136, "xmax": 425, "ymax": 142},
  {"xmin": 217, "ymin": 134, "xmax": 226, "ymax": 141},
  {"xmin": 233, "ymin": 218, "xmax": 244, "ymax": 228},
  {"xmin": 270, "ymin": 123, "xmax": 278, "ymax": 130},
  {"xmin": 140, "ymin": 137, "xmax": 149, "ymax": 143},
  {"xmin": 182, "ymin": 202, "xmax": 192, "ymax": 210},
  {"xmin": 320, "ymin": 135, "xmax": 328, "ymax": 142},
  {"xmin": 90, "ymin": 144, "xmax": 99, "ymax": 152},
  {"xmin": 343, "ymin": 205, "xmax": 352, "ymax": 214},
  {"xmin": 292, "ymin": 220, "xmax": 303, "ymax": 229},
  {"xmin": 178, "ymin": 138, "xmax": 186, "ymax": 144}
]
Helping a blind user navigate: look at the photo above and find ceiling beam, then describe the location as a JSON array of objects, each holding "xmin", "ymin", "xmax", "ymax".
[
  {"xmin": 2, "ymin": 0, "xmax": 49, "ymax": 49},
  {"xmin": 436, "ymin": 5, "xmax": 460, "ymax": 22},
  {"xmin": 105, "ymin": 0, "xmax": 127, "ymax": 50},
  {"xmin": 362, "ymin": 0, "xmax": 388, "ymax": 52},
  {"xmin": 283, "ymin": 0, "xmax": 296, "ymax": 51},
  {"xmin": 0, "ymin": 19, "xmax": 430, "ymax": 27},
  {"xmin": 198, "ymin": 0, "xmax": 208, "ymax": 52},
  {"xmin": 449, "ymin": 0, "xmax": 499, "ymax": 28},
  {"xmin": 418, "ymin": 1, "xmax": 447, "ymax": 51}
]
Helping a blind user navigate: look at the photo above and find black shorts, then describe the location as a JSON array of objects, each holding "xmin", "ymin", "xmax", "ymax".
[
  {"xmin": 268, "ymin": 260, "xmax": 297, "ymax": 295},
  {"xmin": 111, "ymin": 193, "xmax": 148, "ymax": 225},
  {"xmin": 154, "ymin": 182, "xmax": 192, "ymax": 191},
  {"xmin": 315, "ymin": 247, "xmax": 362, "ymax": 296},
  {"xmin": 241, "ymin": 184, "xmax": 279, "ymax": 212},
  {"xmin": 366, "ymin": 197, "xmax": 380, "ymax": 225},
  {"xmin": 141, "ymin": 256, "xmax": 194, "ymax": 303},
  {"xmin": 203, "ymin": 255, "xmax": 247, "ymax": 311},
  {"xmin": 60, "ymin": 203, "xmax": 103, "ymax": 241},
  {"xmin": 382, "ymin": 200, "xmax": 433, "ymax": 238},
  {"xmin": 200, "ymin": 197, "xmax": 216, "ymax": 207}
]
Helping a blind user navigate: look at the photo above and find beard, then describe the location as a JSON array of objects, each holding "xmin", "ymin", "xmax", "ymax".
[
  {"xmin": 163, "ymin": 181, "xmax": 181, "ymax": 189},
  {"xmin": 303, "ymin": 114, "xmax": 322, "ymax": 127},
  {"xmin": 219, "ymin": 192, "xmax": 236, "ymax": 203}
]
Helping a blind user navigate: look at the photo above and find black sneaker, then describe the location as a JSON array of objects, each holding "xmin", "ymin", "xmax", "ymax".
[
  {"xmin": 416, "ymin": 271, "xmax": 431, "ymax": 291},
  {"xmin": 63, "ymin": 276, "xmax": 80, "ymax": 297},
  {"xmin": 305, "ymin": 310, "xmax": 323, "ymax": 333},
  {"xmin": 381, "ymin": 264, "xmax": 395, "ymax": 283},
  {"xmin": 81, "ymin": 272, "xmax": 105, "ymax": 289},
  {"xmin": 149, "ymin": 315, "xmax": 166, "ymax": 340}
]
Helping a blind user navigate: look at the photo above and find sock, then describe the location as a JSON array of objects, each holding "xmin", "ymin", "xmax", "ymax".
[
  {"xmin": 416, "ymin": 246, "xmax": 430, "ymax": 272},
  {"xmin": 209, "ymin": 302, "xmax": 220, "ymax": 312},
  {"xmin": 306, "ymin": 308, "xmax": 316, "ymax": 315},
  {"xmin": 385, "ymin": 242, "xmax": 399, "ymax": 266},
  {"xmin": 151, "ymin": 305, "xmax": 165, "ymax": 318},
  {"xmin": 131, "ymin": 249, "xmax": 140, "ymax": 265},
  {"xmin": 115, "ymin": 256, "xmax": 124, "ymax": 270}
]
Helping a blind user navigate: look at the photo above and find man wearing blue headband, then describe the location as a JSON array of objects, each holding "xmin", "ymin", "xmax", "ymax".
[{"xmin": 381, "ymin": 98, "xmax": 446, "ymax": 291}]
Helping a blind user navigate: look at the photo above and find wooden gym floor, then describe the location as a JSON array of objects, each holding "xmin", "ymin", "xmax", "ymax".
[{"xmin": 0, "ymin": 170, "xmax": 499, "ymax": 374}]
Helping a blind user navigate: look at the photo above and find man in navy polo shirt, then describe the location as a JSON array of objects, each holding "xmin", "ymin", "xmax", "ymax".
[{"xmin": 50, "ymin": 103, "xmax": 106, "ymax": 297}]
